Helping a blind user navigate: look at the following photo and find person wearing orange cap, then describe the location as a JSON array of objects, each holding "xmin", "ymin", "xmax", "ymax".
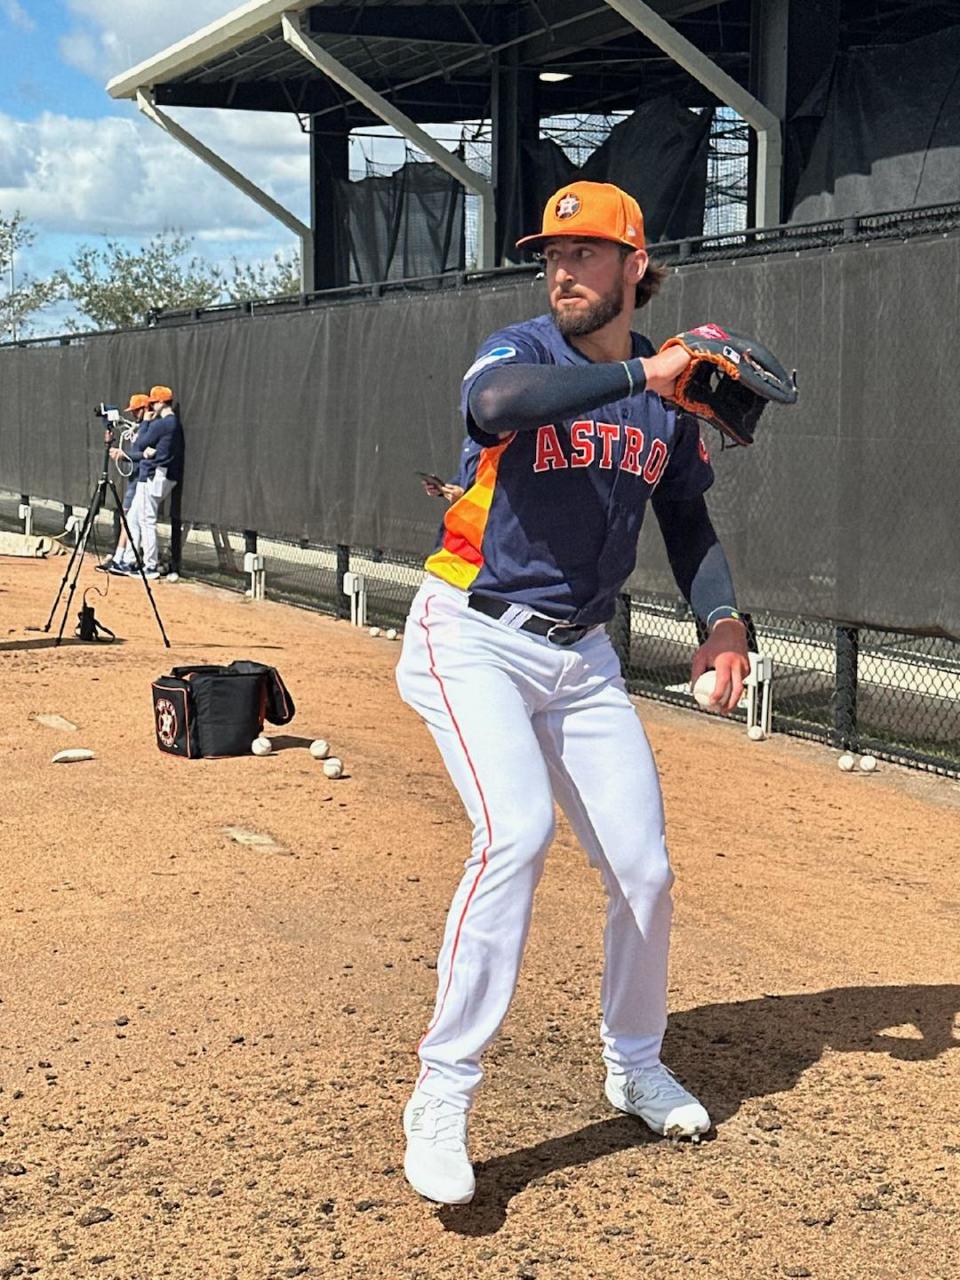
[
  {"xmin": 96, "ymin": 392, "xmax": 153, "ymax": 573},
  {"xmin": 110, "ymin": 384, "xmax": 184, "ymax": 580},
  {"xmin": 396, "ymin": 181, "xmax": 751, "ymax": 1205}
]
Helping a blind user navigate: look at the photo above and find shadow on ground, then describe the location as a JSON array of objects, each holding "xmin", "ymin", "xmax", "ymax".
[
  {"xmin": 440, "ymin": 983, "xmax": 960, "ymax": 1235},
  {"xmin": 0, "ymin": 636, "xmax": 126, "ymax": 651}
]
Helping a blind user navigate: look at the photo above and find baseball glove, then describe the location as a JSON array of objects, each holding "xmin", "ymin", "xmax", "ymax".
[{"xmin": 659, "ymin": 324, "xmax": 798, "ymax": 447}]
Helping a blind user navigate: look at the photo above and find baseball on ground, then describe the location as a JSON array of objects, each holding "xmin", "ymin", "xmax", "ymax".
[
  {"xmin": 369, "ymin": 627, "xmax": 381, "ymax": 637},
  {"xmin": 747, "ymin": 725, "xmax": 765, "ymax": 741},
  {"xmin": 859, "ymin": 754, "xmax": 878, "ymax": 773},
  {"xmin": 251, "ymin": 736, "xmax": 272, "ymax": 756},
  {"xmin": 309, "ymin": 738, "xmax": 330, "ymax": 760},
  {"xmin": 838, "ymin": 753, "xmax": 856, "ymax": 771},
  {"xmin": 385, "ymin": 628, "xmax": 398, "ymax": 641},
  {"xmin": 691, "ymin": 670, "xmax": 718, "ymax": 710},
  {"xmin": 322, "ymin": 757, "xmax": 344, "ymax": 779}
]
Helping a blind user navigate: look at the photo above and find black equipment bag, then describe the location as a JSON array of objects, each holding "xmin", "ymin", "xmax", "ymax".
[
  {"xmin": 76, "ymin": 603, "xmax": 115, "ymax": 642},
  {"xmin": 152, "ymin": 661, "xmax": 295, "ymax": 759}
]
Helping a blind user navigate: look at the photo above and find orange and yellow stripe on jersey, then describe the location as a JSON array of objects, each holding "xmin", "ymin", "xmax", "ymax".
[{"xmin": 424, "ymin": 436, "xmax": 514, "ymax": 590}]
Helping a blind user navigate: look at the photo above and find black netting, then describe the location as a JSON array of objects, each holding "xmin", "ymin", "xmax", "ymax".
[{"xmin": 334, "ymin": 160, "xmax": 465, "ymax": 285}]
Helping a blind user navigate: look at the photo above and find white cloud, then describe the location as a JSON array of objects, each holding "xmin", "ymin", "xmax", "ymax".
[
  {"xmin": 0, "ymin": 107, "xmax": 308, "ymax": 240},
  {"xmin": 2, "ymin": 0, "xmax": 34, "ymax": 31},
  {"xmin": 60, "ymin": 0, "xmax": 234, "ymax": 79}
]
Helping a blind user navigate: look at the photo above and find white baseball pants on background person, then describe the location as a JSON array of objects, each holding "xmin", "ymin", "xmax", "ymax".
[
  {"xmin": 396, "ymin": 577, "xmax": 674, "ymax": 1111},
  {"xmin": 121, "ymin": 468, "xmax": 176, "ymax": 571}
]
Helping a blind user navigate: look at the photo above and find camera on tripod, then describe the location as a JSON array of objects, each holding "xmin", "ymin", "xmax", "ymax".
[{"xmin": 94, "ymin": 403, "xmax": 129, "ymax": 445}]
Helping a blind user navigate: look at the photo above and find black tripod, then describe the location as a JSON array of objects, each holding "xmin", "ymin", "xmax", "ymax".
[{"xmin": 42, "ymin": 434, "xmax": 171, "ymax": 647}]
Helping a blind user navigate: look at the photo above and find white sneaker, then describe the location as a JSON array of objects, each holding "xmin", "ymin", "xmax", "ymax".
[
  {"xmin": 403, "ymin": 1091, "xmax": 475, "ymax": 1205},
  {"xmin": 605, "ymin": 1063, "xmax": 711, "ymax": 1139}
]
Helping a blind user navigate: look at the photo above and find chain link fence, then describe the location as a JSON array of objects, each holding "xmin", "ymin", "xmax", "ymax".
[{"xmin": 4, "ymin": 490, "xmax": 957, "ymax": 778}]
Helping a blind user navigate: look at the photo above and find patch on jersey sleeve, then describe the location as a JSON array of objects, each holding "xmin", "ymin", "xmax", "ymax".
[{"xmin": 463, "ymin": 345, "xmax": 517, "ymax": 381}]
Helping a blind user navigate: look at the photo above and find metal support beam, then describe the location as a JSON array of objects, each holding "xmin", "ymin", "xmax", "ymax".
[
  {"xmin": 282, "ymin": 12, "xmax": 496, "ymax": 269},
  {"xmin": 601, "ymin": 0, "xmax": 783, "ymax": 226},
  {"xmin": 136, "ymin": 89, "xmax": 313, "ymax": 291},
  {"xmin": 751, "ymin": 0, "xmax": 838, "ymax": 220},
  {"xmin": 311, "ymin": 127, "xmax": 349, "ymax": 290}
]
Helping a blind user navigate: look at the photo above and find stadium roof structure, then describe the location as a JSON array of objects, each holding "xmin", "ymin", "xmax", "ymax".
[{"xmin": 106, "ymin": 0, "xmax": 960, "ymax": 285}]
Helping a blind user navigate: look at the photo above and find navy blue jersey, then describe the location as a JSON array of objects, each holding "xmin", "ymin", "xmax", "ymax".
[
  {"xmin": 425, "ymin": 313, "xmax": 713, "ymax": 626},
  {"xmin": 453, "ymin": 436, "xmax": 482, "ymax": 491},
  {"xmin": 130, "ymin": 413, "xmax": 184, "ymax": 483}
]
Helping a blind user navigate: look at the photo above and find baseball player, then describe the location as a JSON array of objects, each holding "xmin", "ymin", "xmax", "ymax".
[
  {"xmin": 98, "ymin": 392, "xmax": 152, "ymax": 573},
  {"xmin": 396, "ymin": 181, "xmax": 752, "ymax": 1206}
]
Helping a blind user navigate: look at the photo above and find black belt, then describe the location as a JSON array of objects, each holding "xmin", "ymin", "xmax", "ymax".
[{"xmin": 467, "ymin": 593, "xmax": 590, "ymax": 647}]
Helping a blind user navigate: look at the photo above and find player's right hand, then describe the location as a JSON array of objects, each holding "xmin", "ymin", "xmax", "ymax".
[
  {"xmin": 640, "ymin": 346, "xmax": 692, "ymax": 399},
  {"xmin": 690, "ymin": 620, "xmax": 750, "ymax": 715}
]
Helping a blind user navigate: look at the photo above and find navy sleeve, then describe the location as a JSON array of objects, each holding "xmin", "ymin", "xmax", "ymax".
[
  {"xmin": 652, "ymin": 491, "xmax": 739, "ymax": 625},
  {"xmin": 467, "ymin": 359, "xmax": 648, "ymax": 438},
  {"xmin": 461, "ymin": 325, "xmax": 551, "ymax": 446},
  {"xmin": 127, "ymin": 420, "xmax": 159, "ymax": 463},
  {"xmin": 151, "ymin": 416, "xmax": 178, "ymax": 471}
]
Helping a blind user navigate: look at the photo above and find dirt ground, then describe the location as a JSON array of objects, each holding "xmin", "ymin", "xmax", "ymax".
[{"xmin": 1, "ymin": 554, "xmax": 958, "ymax": 1280}]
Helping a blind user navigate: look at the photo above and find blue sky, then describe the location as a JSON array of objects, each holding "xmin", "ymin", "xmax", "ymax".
[
  {"xmin": 0, "ymin": 0, "xmax": 130, "ymax": 119},
  {"xmin": 0, "ymin": 0, "xmax": 416, "ymax": 333}
]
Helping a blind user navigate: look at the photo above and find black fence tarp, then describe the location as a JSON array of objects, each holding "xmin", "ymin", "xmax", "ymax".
[
  {"xmin": 2, "ymin": 231, "xmax": 958, "ymax": 637},
  {"xmin": 791, "ymin": 24, "xmax": 960, "ymax": 222},
  {"xmin": 521, "ymin": 98, "xmax": 713, "ymax": 251}
]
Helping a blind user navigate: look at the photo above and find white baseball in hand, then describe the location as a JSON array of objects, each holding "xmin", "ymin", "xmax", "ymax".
[
  {"xmin": 322, "ymin": 757, "xmax": 343, "ymax": 779},
  {"xmin": 251, "ymin": 736, "xmax": 272, "ymax": 756},
  {"xmin": 692, "ymin": 670, "xmax": 719, "ymax": 710},
  {"xmin": 309, "ymin": 739, "xmax": 330, "ymax": 760}
]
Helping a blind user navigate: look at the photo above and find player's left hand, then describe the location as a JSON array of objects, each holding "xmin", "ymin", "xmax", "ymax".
[
  {"xmin": 690, "ymin": 619, "xmax": 750, "ymax": 715},
  {"xmin": 143, "ymin": 446, "xmax": 157, "ymax": 458}
]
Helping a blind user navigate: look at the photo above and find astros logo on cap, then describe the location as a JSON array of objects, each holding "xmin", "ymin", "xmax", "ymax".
[{"xmin": 555, "ymin": 192, "xmax": 581, "ymax": 220}]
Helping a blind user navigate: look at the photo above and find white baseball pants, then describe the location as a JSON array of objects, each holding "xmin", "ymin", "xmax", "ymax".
[
  {"xmin": 396, "ymin": 577, "xmax": 674, "ymax": 1110},
  {"xmin": 121, "ymin": 469, "xmax": 176, "ymax": 571}
]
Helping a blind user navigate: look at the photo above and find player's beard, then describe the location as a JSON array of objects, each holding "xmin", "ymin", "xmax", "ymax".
[{"xmin": 551, "ymin": 279, "xmax": 624, "ymax": 337}]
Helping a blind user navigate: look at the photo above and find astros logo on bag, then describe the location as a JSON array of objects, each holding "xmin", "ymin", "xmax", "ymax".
[{"xmin": 156, "ymin": 698, "xmax": 178, "ymax": 749}]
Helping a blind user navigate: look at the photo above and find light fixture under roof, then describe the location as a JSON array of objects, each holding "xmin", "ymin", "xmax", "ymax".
[{"xmin": 539, "ymin": 71, "xmax": 572, "ymax": 83}]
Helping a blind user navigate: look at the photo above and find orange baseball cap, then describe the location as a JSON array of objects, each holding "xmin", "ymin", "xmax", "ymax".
[
  {"xmin": 516, "ymin": 181, "xmax": 646, "ymax": 252},
  {"xmin": 149, "ymin": 384, "xmax": 174, "ymax": 404},
  {"xmin": 125, "ymin": 393, "xmax": 150, "ymax": 412}
]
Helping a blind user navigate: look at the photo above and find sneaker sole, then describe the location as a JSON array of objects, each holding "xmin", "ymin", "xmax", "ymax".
[
  {"xmin": 402, "ymin": 1152, "xmax": 475, "ymax": 1206},
  {"xmin": 604, "ymin": 1077, "xmax": 710, "ymax": 1140}
]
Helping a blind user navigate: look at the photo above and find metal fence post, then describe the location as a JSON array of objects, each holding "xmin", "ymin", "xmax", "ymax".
[
  {"xmin": 610, "ymin": 592, "xmax": 631, "ymax": 674},
  {"xmin": 169, "ymin": 486, "xmax": 182, "ymax": 574},
  {"xmin": 834, "ymin": 626, "xmax": 859, "ymax": 750},
  {"xmin": 18, "ymin": 493, "xmax": 33, "ymax": 537},
  {"xmin": 336, "ymin": 544, "xmax": 351, "ymax": 619}
]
